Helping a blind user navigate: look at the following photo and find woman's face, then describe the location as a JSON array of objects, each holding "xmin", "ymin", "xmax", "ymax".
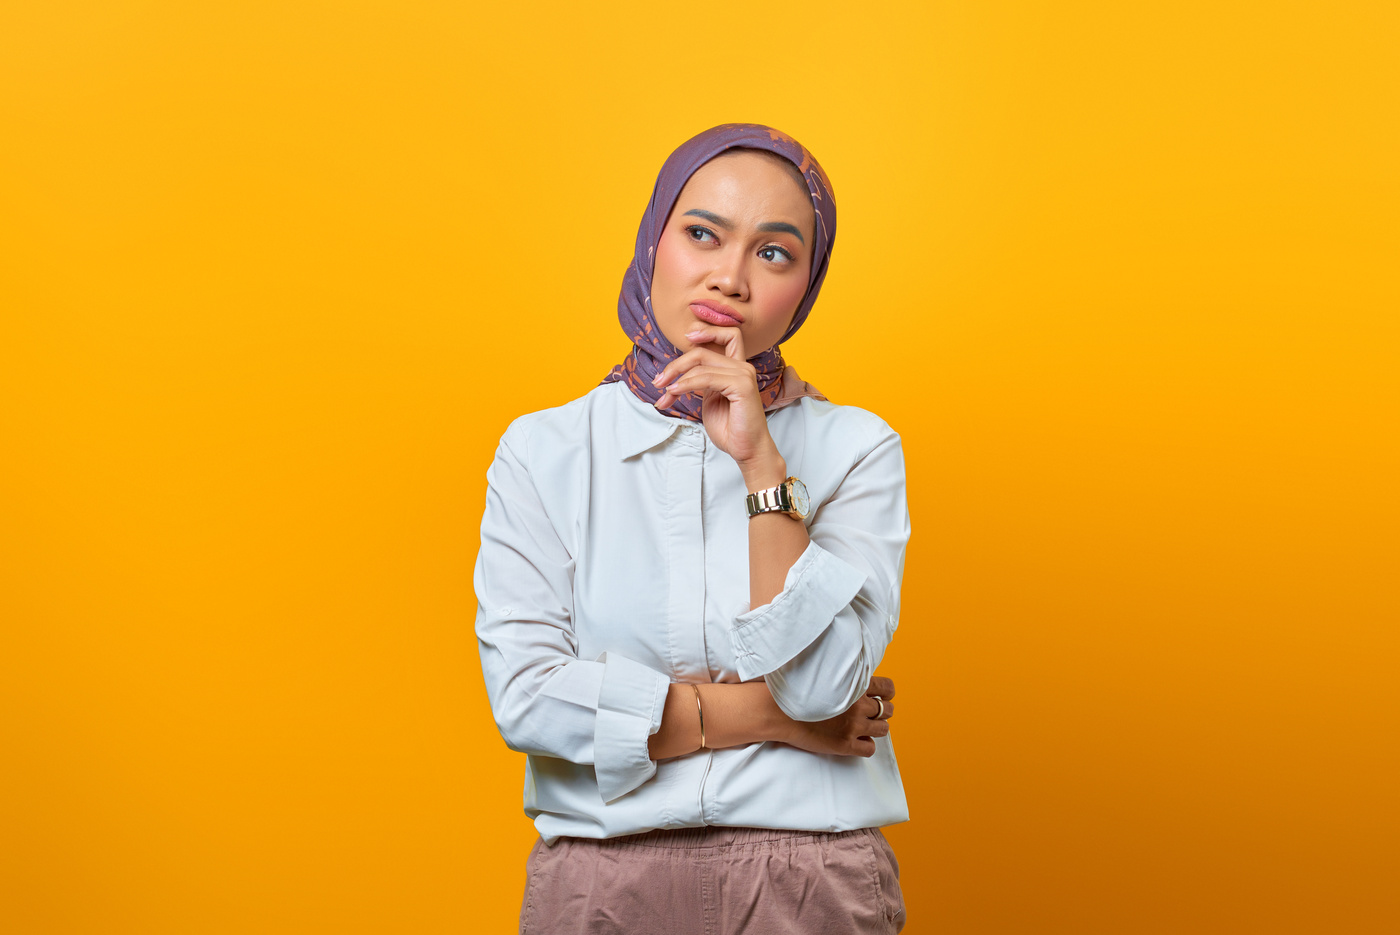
[{"xmin": 650, "ymin": 151, "xmax": 815, "ymax": 357}]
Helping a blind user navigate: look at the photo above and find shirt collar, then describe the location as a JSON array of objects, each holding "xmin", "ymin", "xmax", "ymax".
[{"xmin": 609, "ymin": 382, "xmax": 687, "ymax": 460}]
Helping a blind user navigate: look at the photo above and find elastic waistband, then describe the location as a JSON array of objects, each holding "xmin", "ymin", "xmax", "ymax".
[{"xmin": 552, "ymin": 825, "xmax": 883, "ymax": 853}]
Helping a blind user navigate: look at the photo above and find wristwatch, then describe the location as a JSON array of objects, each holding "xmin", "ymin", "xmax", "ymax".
[{"xmin": 745, "ymin": 476, "xmax": 810, "ymax": 520}]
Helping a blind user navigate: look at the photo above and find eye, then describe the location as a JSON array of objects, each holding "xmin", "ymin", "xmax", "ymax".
[
  {"xmin": 758, "ymin": 244, "xmax": 795, "ymax": 265},
  {"xmin": 685, "ymin": 225, "xmax": 717, "ymax": 244}
]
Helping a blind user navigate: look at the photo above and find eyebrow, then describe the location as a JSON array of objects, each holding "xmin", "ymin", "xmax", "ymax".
[
  {"xmin": 758, "ymin": 221, "xmax": 806, "ymax": 244},
  {"xmin": 682, "ymin": 208, "xmax": 806, "ymax": 245}
]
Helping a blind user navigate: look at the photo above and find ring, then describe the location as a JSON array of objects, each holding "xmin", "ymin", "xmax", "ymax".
[{"xmin": 872, "ymin": 695, "xmax": 885, "ymax": 719}]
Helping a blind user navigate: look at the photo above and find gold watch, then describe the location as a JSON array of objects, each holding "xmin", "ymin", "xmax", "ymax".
[{"xmin": 745, "ymin": 476, "xmax": 810, "ymax": 520}]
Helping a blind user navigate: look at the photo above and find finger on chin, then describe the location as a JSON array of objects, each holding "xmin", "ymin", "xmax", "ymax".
[{"xmin": 686, "ymin": 326, "xmax": 745, "ymax": 359}]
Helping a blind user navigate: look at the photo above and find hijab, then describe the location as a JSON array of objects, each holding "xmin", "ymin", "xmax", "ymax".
[{"xmin": 601, "ymin": 123, "xmax": 836, "ymax": 421}]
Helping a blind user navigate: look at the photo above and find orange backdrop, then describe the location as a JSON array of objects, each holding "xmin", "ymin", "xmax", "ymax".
[{"xmin": 2, "ymin": 2, "xmax": 1397, "ymax": 932}]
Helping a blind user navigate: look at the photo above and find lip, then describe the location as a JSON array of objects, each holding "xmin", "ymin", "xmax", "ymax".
[{"xmin": 689, "ymin": 300, "xmax": 745, "ymax": 327}]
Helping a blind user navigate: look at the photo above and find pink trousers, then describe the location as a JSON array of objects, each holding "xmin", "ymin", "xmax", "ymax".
[{"xmin": 519, "ymin": 825, "xmax": 905, "ymax": 935}]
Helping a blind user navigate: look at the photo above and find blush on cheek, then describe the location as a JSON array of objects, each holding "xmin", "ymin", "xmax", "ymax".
[
  {"xmin": 651, "ymin": 231, "xmax": 672, "ymax": 283},
  {"xmin": 649, "ymin": 228, "xmax": 708, "ymax": 350},
  {"xmin": 766, "ymin": 277, "xmax": 808, "ymax": 323},
  {"xmin": 652, "ymin": 230, "xmax": 690, "ymax": 301}
]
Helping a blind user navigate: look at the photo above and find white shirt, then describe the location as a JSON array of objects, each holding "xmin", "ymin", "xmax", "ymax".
[{"xmin": 474, "ymin": 380, "xmax": 911, "ymax": 844}]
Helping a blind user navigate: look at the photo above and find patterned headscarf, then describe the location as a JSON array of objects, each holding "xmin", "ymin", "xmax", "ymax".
[{"xmin": 601, "ymin": 123, "xmax": 836, "ymax": 422}]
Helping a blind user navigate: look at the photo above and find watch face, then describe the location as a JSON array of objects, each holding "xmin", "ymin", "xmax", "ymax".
[{"xmin": 789, "ymin": 478, "xmax": 810, "ymax": 517}]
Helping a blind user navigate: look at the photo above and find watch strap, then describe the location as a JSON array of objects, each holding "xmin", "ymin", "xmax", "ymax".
[{"xmin": 745, "ymin": 479, "xmax": 795, "ymax": 518}]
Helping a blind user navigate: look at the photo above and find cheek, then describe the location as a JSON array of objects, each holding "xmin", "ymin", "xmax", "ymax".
[
  {"xmin": 760, "ymin": 274, "xmax": 809, "ymax": 323},
  {"xmin": 652, "ymin": 231, "xmax": 699, "ymax": 298}
]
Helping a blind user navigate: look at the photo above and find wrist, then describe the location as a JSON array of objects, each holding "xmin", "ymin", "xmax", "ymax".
[
  {"xmin": 739, "ymin": 451, "xmax": 787, "ymax": 490},
  {"xmin": 755, "ymin": 682, "xmax": 794, "ymax": 744}
]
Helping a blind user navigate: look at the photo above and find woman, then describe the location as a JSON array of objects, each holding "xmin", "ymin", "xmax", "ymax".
[{"xmin": 475, "ymin": 123, "xmax": 910, "ymax": 934}]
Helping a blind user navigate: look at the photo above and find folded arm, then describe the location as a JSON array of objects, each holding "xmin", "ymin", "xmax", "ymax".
[
  {"xmin": 475, "ymin": 426, "xmax": 676, "ymax": 803},
  {"xmin": 475, "ymin": 424, "xmax": 887, "ymax": 807},
  {"xmin": 476, "ymin": 417, "xmax": 906, "ymax": 804},
  {"xmin": 646, "ymin": 676, "xmax": 896, "ymax": 761},
  {"xmin": 729, "ymin": 425, "xmax": 911, "ymax": 722}
]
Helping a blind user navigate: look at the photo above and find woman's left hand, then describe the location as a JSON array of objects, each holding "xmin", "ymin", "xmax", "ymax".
[
  {"xmin": 652, "ymin": 326, "xmax": 782, "ymax": 472},
  {"xmin": 780, "ymin": 675, "xmax": 896, "ymax": 759}
]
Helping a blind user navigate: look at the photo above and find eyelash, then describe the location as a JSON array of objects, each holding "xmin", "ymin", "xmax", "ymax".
[{"xmin": 685, "ymin": 225, "xmax": 794, "ymax": 264}]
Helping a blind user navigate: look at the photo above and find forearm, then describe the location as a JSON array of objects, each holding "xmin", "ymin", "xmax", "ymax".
[
  {"xmin": 730, "ymin": 427, "xmax": 909, "ymax": 721},
  {"xmin": 741, "ymin": 453, "xmax": 810, "ymax": 608},
  {"xmin": 646, "ymin": 451, "xmax": 812, "ymax": 762},
  {"xmin": 647, "ymin": 681, "xmax": 791, "ymax": 760}
]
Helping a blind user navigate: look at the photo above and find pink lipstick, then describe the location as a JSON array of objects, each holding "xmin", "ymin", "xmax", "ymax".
[{"xmin": 689, "ymin": 301, "xmax": 744, "ymax": 327}]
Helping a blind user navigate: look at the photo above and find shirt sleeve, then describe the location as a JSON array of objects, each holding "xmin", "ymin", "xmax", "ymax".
[
  {"xmin": 474, "ymin": 423, "xmax": 672, "ymax": 803},
  {"xmin": 728, "ymin": 423, "xmax": 910, "ymax": 722}
]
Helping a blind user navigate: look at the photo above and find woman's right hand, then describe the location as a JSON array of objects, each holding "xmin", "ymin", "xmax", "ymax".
[{"xmin": 781, "ymin": 676, "xmax": 895, "ymax": 758}]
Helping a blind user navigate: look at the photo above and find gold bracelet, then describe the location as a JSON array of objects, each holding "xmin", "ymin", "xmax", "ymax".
[{"xmin": 691, "ymin": 683, "xmax": 706, "ymax": 750}]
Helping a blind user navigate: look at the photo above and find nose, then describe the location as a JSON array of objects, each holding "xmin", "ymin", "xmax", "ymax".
[{"xmin": 703, "ymin": 246, "xmax": 749, "ymax": 301}]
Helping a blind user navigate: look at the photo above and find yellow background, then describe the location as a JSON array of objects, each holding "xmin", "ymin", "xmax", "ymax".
[{"xmin": 3, "ymin": 1, "xmax": 1396, "ymax": 932}]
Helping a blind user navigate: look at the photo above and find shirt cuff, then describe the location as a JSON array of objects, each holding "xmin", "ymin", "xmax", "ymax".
[
  {"xmin": 729, "ymin": 540, "xmax": 869, "ymax": 682},
  {"xmin": 593, "ymin": 651, "xmax": 670, "ymax": 804}
]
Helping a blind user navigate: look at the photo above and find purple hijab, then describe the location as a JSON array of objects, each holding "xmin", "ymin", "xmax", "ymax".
[{"xmin": 601, "ymin": 124, "xmax": 837, "ymax": 422}]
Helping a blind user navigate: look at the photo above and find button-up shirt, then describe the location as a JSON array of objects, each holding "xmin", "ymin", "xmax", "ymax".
[{"xmin": 474, "ymin": 380, "xmax": 911, "ymax": 844}]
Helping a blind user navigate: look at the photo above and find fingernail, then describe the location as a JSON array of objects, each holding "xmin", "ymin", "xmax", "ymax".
[{"xmin": 651, "ymin": 373, "xmax": 664, "ymax": 386}]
